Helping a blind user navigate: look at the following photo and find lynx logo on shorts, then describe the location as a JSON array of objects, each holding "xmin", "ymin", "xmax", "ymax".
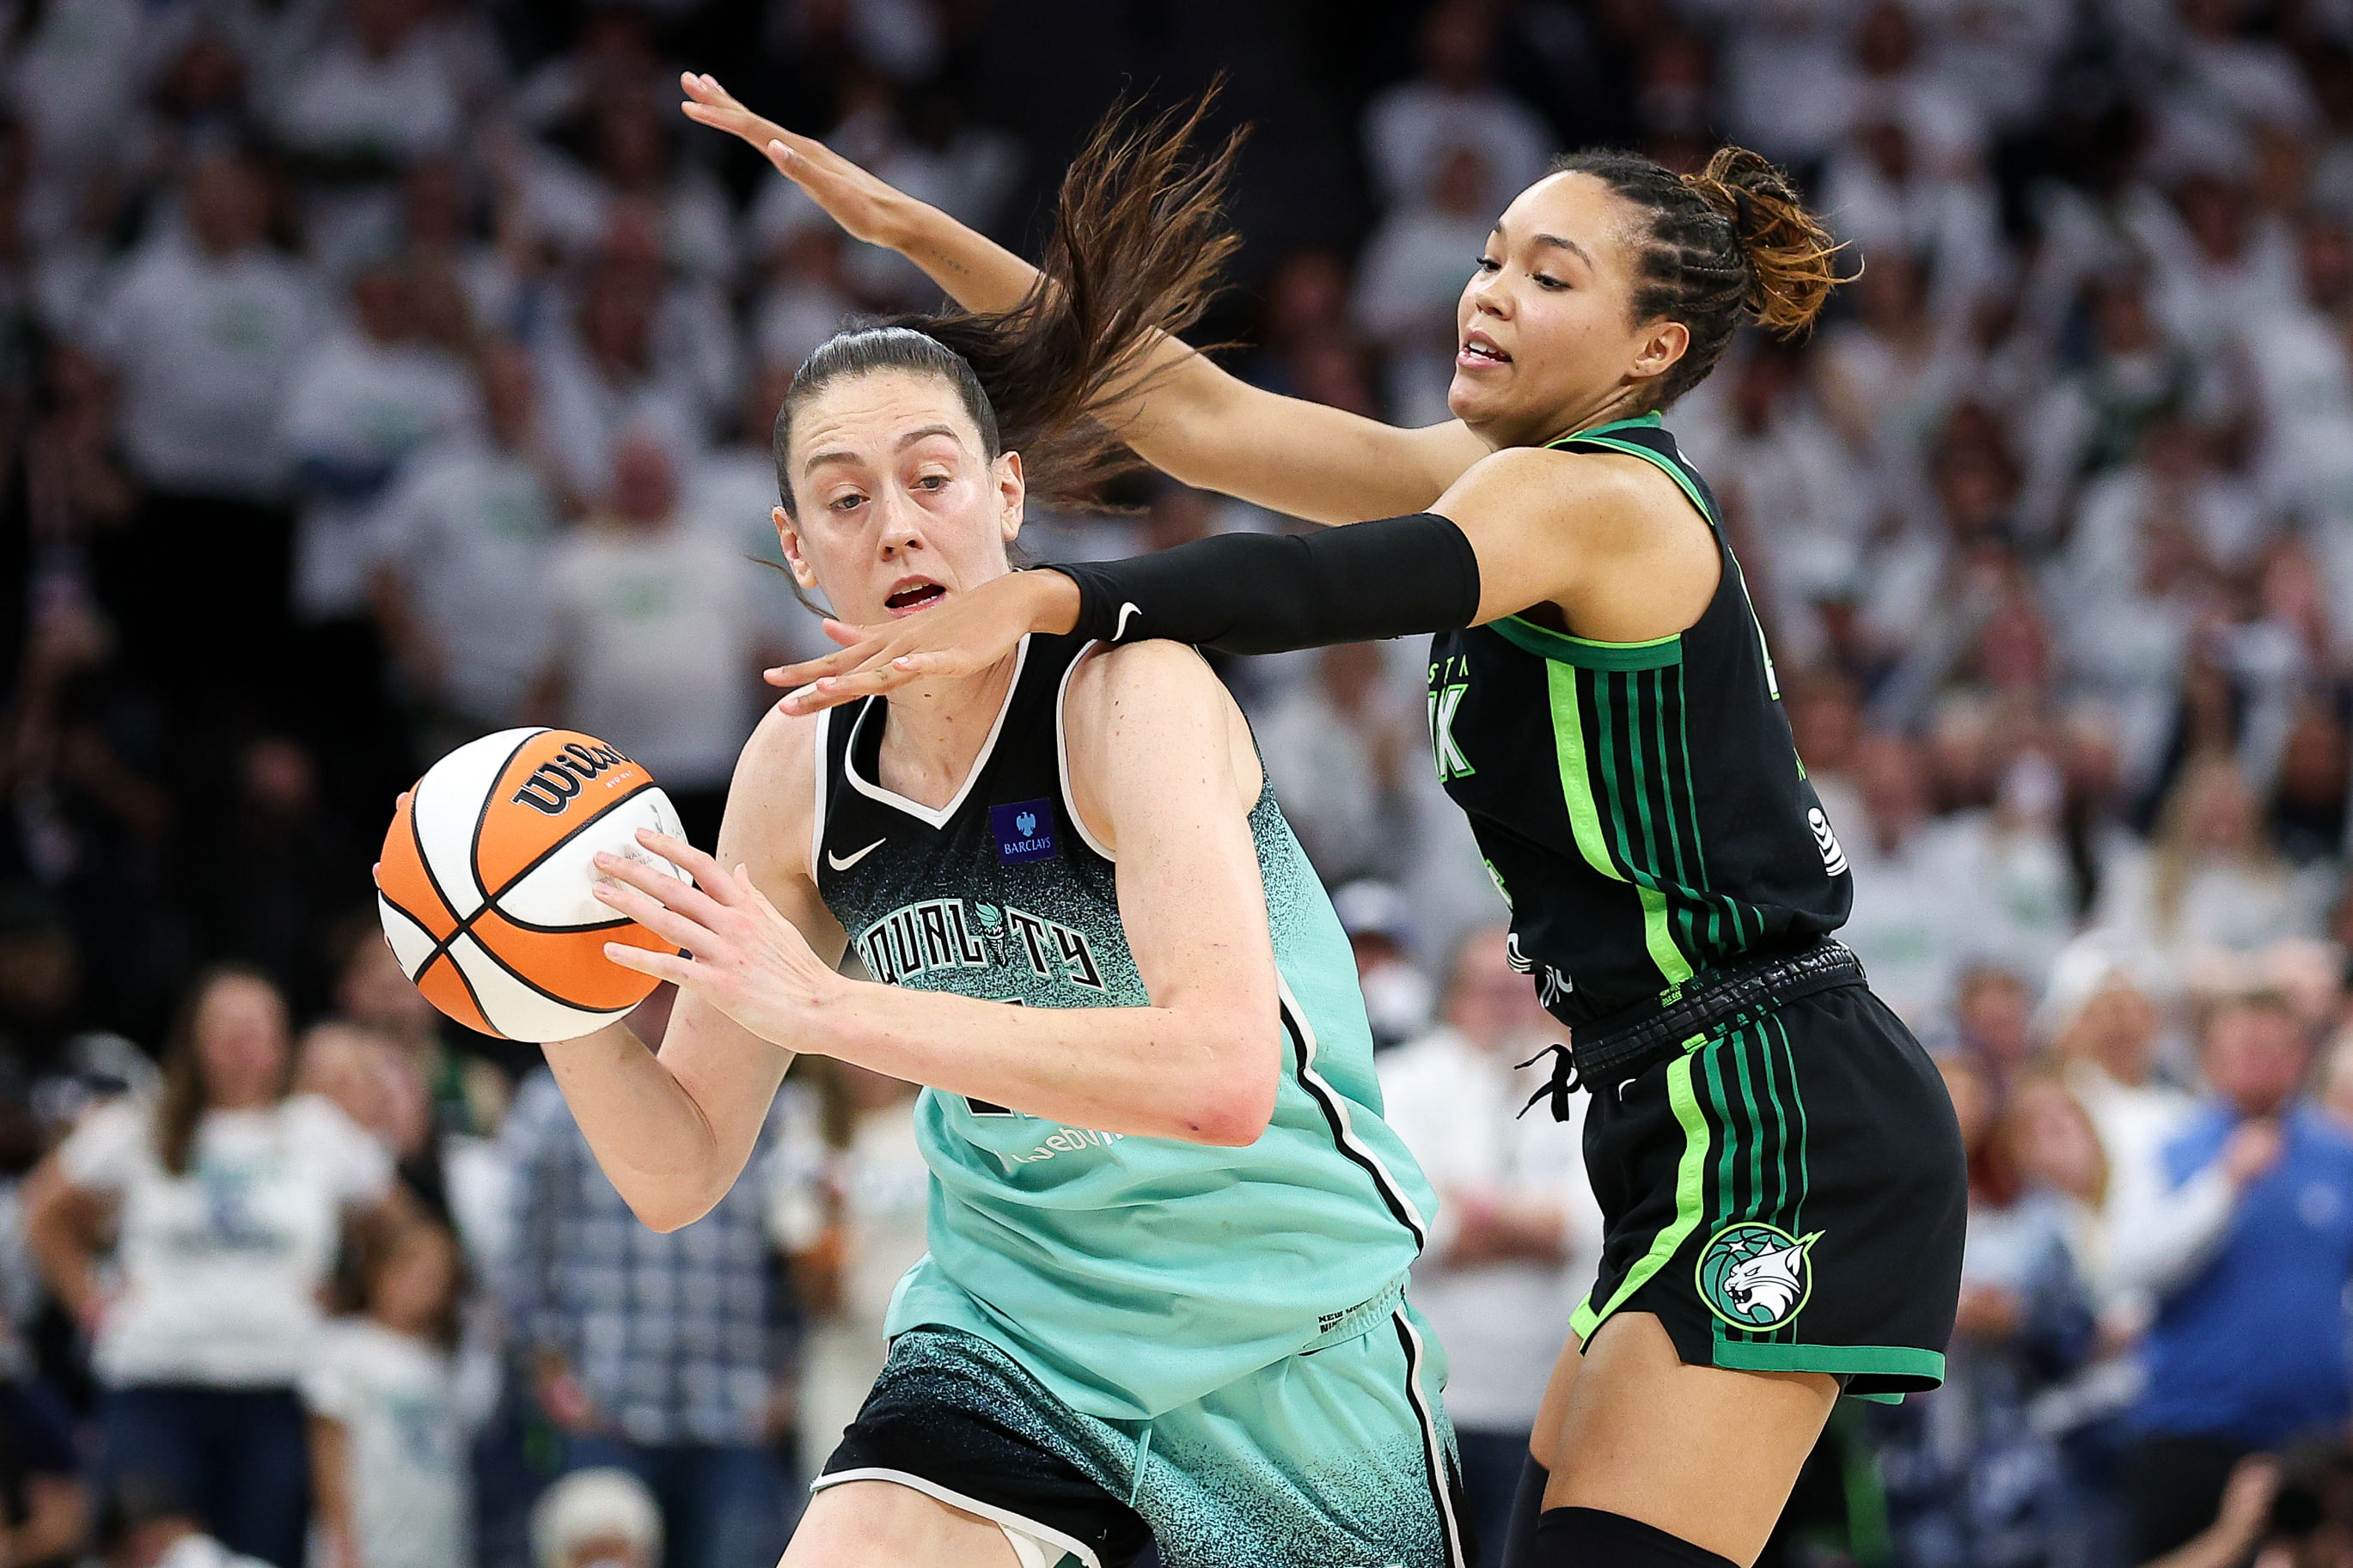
[{"xmin": 1696, "ymin": 1222, "xmax": 1822, "ymax": 1331}]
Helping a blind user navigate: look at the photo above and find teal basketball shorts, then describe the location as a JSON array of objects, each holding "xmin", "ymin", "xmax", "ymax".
[
  {"xmin": 810, "ymin": 1303, "xmax": 1472, "ymax": 1568},
  {"xmin": 1568, "ymin": 981, "xmax": 1966, "ymax": 1400}
]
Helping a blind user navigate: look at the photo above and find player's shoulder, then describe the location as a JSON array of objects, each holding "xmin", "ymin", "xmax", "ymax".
[
  {"xmin": 1066, "ymin": 635, "xmax": 1226, "ymax": 709},
  {"xmin": 718, "ymin": 700, "xmax": 824, "ymax": 878}
]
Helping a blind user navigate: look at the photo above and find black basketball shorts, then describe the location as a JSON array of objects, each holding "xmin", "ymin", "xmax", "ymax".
[{"xmin": 1568, "ymin": 982, "xmax": 1966, "ymax": 1400}]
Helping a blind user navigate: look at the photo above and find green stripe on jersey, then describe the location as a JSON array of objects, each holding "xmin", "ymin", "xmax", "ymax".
[
  {"xmin": 1543, "ymin": 662, "xmax": 1694, "ymax": 985},
  {"xmin": 1569, "ymin": 1049, "xmax": 1711, "ymax": 1341}
]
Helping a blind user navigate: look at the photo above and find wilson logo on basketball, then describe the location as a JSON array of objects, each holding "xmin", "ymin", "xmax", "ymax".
[{"xmin": 511, "ymin": 741, "xmax": 637, "ymax": 815}]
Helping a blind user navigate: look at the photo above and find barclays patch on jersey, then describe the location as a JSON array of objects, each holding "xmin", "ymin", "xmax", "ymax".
[{"xmin": 990, "ymin": 799, "xmax": 1059, "ymax": 864}]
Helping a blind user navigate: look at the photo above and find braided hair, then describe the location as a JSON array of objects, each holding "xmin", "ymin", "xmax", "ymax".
[{"xmin": 1553, "ymin": 146, "xmax": 1842, "ymax": 412}]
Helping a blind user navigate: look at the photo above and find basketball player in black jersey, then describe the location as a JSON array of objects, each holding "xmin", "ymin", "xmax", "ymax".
[{"xmin": 681, "ymin": 76, "xmax": 1968, "ymax": 1568}]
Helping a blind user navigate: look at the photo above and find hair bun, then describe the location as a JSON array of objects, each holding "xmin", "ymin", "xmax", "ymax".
[{"xmin": 1684, "ymin": 147, "xmax": 1842, "ymax": 338}]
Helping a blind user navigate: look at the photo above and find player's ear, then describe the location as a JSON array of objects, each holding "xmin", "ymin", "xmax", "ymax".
[
  {"xmin": 776, "ymin": 505, "xmax": 821, "ymax": 591},
  {"xmin": 995, "ymin": 449, "xmax": 1025, "ymax": 545},
  {"xmin": 1628, "ymin": 317, "xmax": 1689, "ymax": 386}
]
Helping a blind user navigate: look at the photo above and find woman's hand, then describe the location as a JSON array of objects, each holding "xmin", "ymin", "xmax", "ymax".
[
  {"xmin": 677, "ymin": 73, "xmax": 915, "ymax": 250},
  {"xmin": 764, "ymin": 570, "xmax": 1081, "ymax": 715},
  {"xmin": 593, "ymin": 830, "xmax": 846, "ymax": 1047}
]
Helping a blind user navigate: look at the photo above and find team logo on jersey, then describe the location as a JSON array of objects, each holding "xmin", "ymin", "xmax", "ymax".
[
  {"xmin": 990, "ymin": 799, "xmax": 1059, "ymax": 864},
  {"xmin": 1807, "ymin": 808, "xmax": 1849, "ymax": 876},
  {"xmin": 1696, "ymin": 1222, "xmax": 1822, "ymax": 1331}
]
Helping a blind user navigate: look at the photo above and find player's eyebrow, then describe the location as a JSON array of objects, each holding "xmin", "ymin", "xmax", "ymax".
[
  {"xmin": 1490, "ymin": 222, "xmax": 1593, "ymax": 270},
  {"xmin": 803, "ymin": 424, "xmax": 963, "ymax": 474}
]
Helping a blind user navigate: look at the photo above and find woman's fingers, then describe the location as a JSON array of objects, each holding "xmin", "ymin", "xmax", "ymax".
[
  {"xmin": 593, "ymin": 881, "xmax": 712, "ymax": 955},
  {"xmin": 602, "ymin": 943, "xmax": 695, "ymax": 987},
  {"xmin": 593, "ymin": 850, "xmax": 735, "ymax": 930},
  {"xmin": 634, "ymin": 829, "xmax": 727, "ymax": 891},
  {"xmin": 765, "ymin": 639, "xmax": 887, "ymax": 688}
]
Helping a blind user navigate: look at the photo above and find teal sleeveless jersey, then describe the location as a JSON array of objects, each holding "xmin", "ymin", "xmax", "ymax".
[{"xmin": 810, "ymin": 632, "xmax": 1433, "ymax": 1420}]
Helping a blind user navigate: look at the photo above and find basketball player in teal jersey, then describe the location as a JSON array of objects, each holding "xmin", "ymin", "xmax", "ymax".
[
  {"xmin": 681, "ymin": 74, "xmax": 1970, "ymax": 1568},
  {"xmin": 532, "ymin": 124, "xmax": 1465, "ymax": 1568}
]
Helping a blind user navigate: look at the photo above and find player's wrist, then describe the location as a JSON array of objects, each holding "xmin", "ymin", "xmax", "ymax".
[{"xmin": 1025, "ymin": 568, "xmax": 1084, "ymax": 636}]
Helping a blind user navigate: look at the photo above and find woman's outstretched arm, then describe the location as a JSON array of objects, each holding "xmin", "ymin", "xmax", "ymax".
[
  {"xmin": 766, "ymin": 444, "xmax": 1720, "ymax": 715},
  {"xmin": 680, "ymin": 73, "xmax": 1488, "ymax": 524}
]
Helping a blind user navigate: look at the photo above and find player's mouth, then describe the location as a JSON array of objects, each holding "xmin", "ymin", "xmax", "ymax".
[
  {"xmin": 883, "ymin": 577, "xmax": 947, "ymax": 616},
  {"xmin": 1458, "ymin": 332, "xmax": 1511, "ymax": 369}
]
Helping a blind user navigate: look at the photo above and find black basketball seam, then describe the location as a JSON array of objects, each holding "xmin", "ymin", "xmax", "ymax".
[
  {"xmin": 424, "ymin": 947, "xmax": 497, "ymax": 1034},
  {"xmin": 412, "ymin": 777, "xmax": 663, "ymax": 981},
  {"xmin": 376, "ymin": 889, "xmax": 450, "ymax": 955},
  {"xmin": 467, "ymin": 729, "xmax": 544, "ymax": 905},
  {"xmin": 445, "ymin": 928, "xmax": 645, "ymax": 1020}
]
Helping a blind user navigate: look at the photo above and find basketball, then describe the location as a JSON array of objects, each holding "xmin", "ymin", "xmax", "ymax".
[{"xmin": 376, "ymin": 728, "xmax": 690, "ymax": 1043}]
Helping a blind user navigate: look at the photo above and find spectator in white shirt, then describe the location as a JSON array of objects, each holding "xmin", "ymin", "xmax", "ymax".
[
  {"xmin": 370, "ymin": 339, "xmax": 562, "ymax": 752},
  {"xmin": 21, "ymin": 968, "xmax": 401, "ymax": 1568},
  {"xmin": 1362, "ymin": 0, "xmax": 1550, "ymax": 217},
  {"xmin": 2094, "ymin": 753, "xmax": 2334, "ymax": 965},
  {"xmin": 1352, "ymin": 145, "xmax": 1494, "ymax": 426},
  {"xmin": 534, "ymin": 428, "xmax": 762, "ymax": 851},
  {"xmin": 84, "ymin": 149, "xmax": 321, "ymax": 705},
  {"xmin": 1378, "ymin": 926, "xmax": 1601, "ymax": 1559},
  {"xmin": 1842, "ymin": 733, "xmax": 1989, "ymax": 1024},
  {"xmin": 283, "ymin": 259, "xmax": 478, "ymax": 627},
  {"xmin": 304, "ymin": 1220, "xmax": 471, "ymax": 1568},
  {"xmin": 1251, "ymin": 642, "xmax": 1420, "ymax": 888}
]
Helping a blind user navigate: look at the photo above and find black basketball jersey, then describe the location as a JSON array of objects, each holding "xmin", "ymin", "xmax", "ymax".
[{"xmin": 1426, "ymin": 413, "xmax": 1853, "ymax": 1031}]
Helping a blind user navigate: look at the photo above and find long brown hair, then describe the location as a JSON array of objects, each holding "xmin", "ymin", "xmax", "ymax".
[
  {"xmin": 1552, "ymin": 145, "xmax": 1843, "ymax": 411},
  {"xmin": 155, "ymin": 964, "xmax": 291, "ymax": 1176},
  {"xmin": 773, "ymin": 90, "xmax": 1244, "ymax": 515}
]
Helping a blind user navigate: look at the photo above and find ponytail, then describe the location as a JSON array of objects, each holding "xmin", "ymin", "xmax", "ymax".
[{"xmin": 776, "ymin": 92, "xmax": 1244, "ymax": 514}]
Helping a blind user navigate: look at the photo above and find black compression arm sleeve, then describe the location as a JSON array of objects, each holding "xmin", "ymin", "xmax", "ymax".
[{"xmin": 1043, "ymin": 512, "xmax": 1482, "ymax": 656}]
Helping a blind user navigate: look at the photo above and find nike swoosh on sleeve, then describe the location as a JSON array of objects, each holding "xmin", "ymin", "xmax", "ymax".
[
  {"xmin": 826, "ymin": 838, "xmax": 888, "ymax": 872},
  {"xmin": 1112, "ymin": 602, "xmax": 1141, "ymax": 642}
]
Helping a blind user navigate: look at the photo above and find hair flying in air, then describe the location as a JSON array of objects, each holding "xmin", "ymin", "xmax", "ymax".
[{"xmin": 773, "ymin": 91, "xmax": 1244, "ymax": 516}]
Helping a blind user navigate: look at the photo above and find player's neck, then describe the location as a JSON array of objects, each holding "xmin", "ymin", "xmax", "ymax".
[{"xmin": 873, "ymin": 650, "xmax": 1022, "ymax": 810}]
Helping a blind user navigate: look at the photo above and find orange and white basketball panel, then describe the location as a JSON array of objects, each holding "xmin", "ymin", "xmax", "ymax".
[
  {"xmin": 444, "ymin": 931, "xmax": 632, "ymax": 1044},
  {"xmin": 412, "ymin": 950, "xmax": 495, "ymax": 1035},
  {"xmin": 468, "ymin": 908, "xmax": 667, "ymax": 1015},
  {"xmin": 378, "ymin": 894, "xmax": 442, "ymax": 983},
  {"xmin": 476, "ymin": 730, "xmax": 662, "ymax": 898},
  {"xmin": 495, "ymin": 785, "xmax": 688, "ymax": 929},
  {"xmin": 376, "ymin": 791, "xmax": 458, "ymax": 942},
  {"xmin": 412, "ymin": 727, "xmax": 550, "ymax": 920}
]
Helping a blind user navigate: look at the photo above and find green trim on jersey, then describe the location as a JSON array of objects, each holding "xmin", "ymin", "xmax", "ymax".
[{"xmin": 1491, "ymin": 615, "xmax": 1684, "ymax": 670}]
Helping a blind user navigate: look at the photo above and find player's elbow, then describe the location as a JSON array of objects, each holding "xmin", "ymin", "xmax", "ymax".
[
  {"xmin": 623, "ymin": 1182, "xmax": 724, "ymax": 1235},
  {"xmin": 1183, "ymin": 1052, "xmax": 1279, "ymax": 1148},
  {"xmin": 1191, "ymin": 1086, "xmax": 1275, "ymax": 1147}
]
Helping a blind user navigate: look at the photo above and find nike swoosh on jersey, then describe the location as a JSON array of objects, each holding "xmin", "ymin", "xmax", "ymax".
[
  {"xmin": 1112, "ymin": 601, "xmax": 1141, "ymax": 641},
  {"xmin": 827, "ymin": 838, "xmax": 888, "ymax": 871}
]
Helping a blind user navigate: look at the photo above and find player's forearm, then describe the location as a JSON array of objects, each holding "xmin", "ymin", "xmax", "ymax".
[
  {"xmin": 812, "ymin": 982, "xmax": 1275, "ymax": 1146},
  {"xmin": 890, "ymin": 198, "xmax": 1042, "ymax": 314},
  {"xmin": 541, "ymin": 1022, "xmax": 774, "ymax": 1230}
]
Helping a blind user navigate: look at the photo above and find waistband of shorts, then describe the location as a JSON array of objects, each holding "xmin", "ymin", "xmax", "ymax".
[
  {"xmin": 1298, "ymin": 1278, "xmax": 1406, "ymax": 1357},
  {"xmin": 1520, "ymin": 940, "xmax": 1866, "ymax": 1120}
]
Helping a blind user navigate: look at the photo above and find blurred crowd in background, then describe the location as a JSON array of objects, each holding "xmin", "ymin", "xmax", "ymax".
[{"xmin": 7, "ymin": 0, "xmax": 2353, "ymax": 1565}]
